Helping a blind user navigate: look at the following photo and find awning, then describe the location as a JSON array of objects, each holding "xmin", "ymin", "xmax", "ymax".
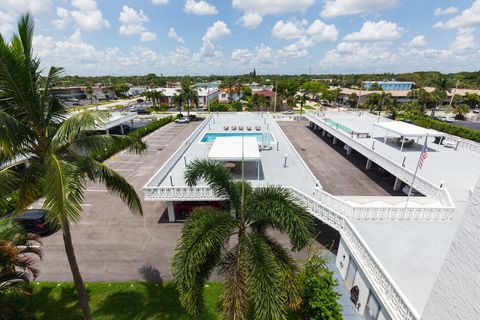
[
  {"xmin": 374, "ymin": 121, "xmax": 445, "ymax": 137},
  {"xmin": 208, "ymin": 137, "xmax": 260, "ymax": 161}
]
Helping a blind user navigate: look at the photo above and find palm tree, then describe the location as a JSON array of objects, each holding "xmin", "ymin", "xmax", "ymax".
[
  {"xmin": 251, "ymin": 93, "xmax": 267, "ymax": 112},
  {"xmin": 0, "ymin": 14, "xmax": 145, "ymax": 319},
  {"xmin": 431, "ymin": 76, "xmax": 451, "ymax": 118},
  {"xmin": 172, "ymin": 159, "xmax": 314, "ymax": 320},
  {"xmin": 85, "ymin": 85, "xmax": 93, "ymax": 104},
  {"xmin": 172, "ymin": 93, "xmax": 183, "ymax": 113},
  {"xmin": 295, "ymin": 92, "xmax": 307, "ymax": 116},
  {"xmin": 179, "ymin": 81, "xmax": 198, "ymax": 117}
]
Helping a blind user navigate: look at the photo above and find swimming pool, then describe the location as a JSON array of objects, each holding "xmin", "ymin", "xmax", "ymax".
[
  {"xmin": 200, "ymin": 132, "xmax": 274, "ymax": 143},
  {"xmin": 326, "ymin": 119, "xmax": 353, "ymax": 134}
]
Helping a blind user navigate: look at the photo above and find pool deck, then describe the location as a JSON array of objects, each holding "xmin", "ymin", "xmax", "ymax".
[{"xmin": 156, "ymin": 113, "xmax": 319, "ymax": 193}]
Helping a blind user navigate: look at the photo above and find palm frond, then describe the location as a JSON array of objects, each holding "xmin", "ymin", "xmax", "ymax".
[
  {"xmin": 0, "ymin": 168, "xmax": 20, "ymax": 198},
  {"xmin": 0, "ymin": 110, "xmax": 34, "ymax": 158},
  {"xmin": 71, "ymin": 134, "xmax": 146, "ymax": 156},
  {"xmin": 172, "ymin": 207, "xmax": 236, "ymax": 315},
  {"xmin": 43, "ymin": 154, "xmax": 85, "ymax": 228},
  {"xmin": 242, "ymin": 233, "xmax": 287, "ymax": 320},
  {"xmin": 219, "ymin": 244, "xmax": 249, "ymax": 320},
  {"xmin": 246, "ymin": 186, "xmax": 314, "ymax": 251},
  {"xmin": 78, "ymin": 158, "xmax": 143, "ymax": 216},
  {"xmin": 14, "ymin": 162, "xmax": 41, "ymax": 213},
  {"xmin": 184, "ymin": 159, "xmax": 240, "ymax": 209}
]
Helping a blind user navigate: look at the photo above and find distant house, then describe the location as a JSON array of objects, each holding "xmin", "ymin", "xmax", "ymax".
[
  {"xmin": 248, "ymin": 82, "xmax": 274, "ymax": 93},
  {"xmin": 152, "ymin": 87, "xmax": 181, "ymax": 105},
  {"xmin": 49, "ymin": 86, "xmax": 86, "ymax": 100},
  {"xmin": 92, "ymin": 85, "xmax": 116, "ymax": 100},
  {"xmin": 192, "ymin": 81, "xmax": 222, "ymax": 90},
  {"xmin": 127, "ymin": 86, "xmax": 149, "ymax": 97},
  {"xmin": 254, "ymin": 89, "xmax": 275, "ymax": 110},
  {"xmin": 197, "ymin": 87, "xmax": 219, "ymax": 107},
  {"xmin": 362, "ymin": 81, "xmax": 415, "ymax": 91},
  {"xmin": 218, "ymin": 88, "xmax": 243, "ymax": 103}
]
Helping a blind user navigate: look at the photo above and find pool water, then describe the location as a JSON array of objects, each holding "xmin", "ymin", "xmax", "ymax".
[
  {"xmin": 201, "ymin": 132, "xmax": 274, "ymax": 143},
  {"xmin": 326, "ymin": 119, "xmax": 353, "ymax": 134}
]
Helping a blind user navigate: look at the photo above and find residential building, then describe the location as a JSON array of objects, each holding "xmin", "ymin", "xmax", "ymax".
[
  {"xmin": 127, "ymin": 86, "xmax": 149, "ymax": 96},
  {"xmin": 49, "ymin": 86, "xmax": 86, "ymax": 100},
  {"xmin": 362, "ymin": 81, "xmax": 415, "ymax": 91},
  {"xmin": 248, "ymin": 82, "xmax": 274, "ymax": 93},
  {"xmin": 197, "ymin": 87, "xmax": 219, "ymax": 107},
  {"xmin": 193, "ymin": 81, "xmax": 222, "ymax": 90},
  {"xmin": 218, "ymin": 88, "xmax": 243, "ymax": 103},
  {"xmin": 92, "ymin": 85, "xmax": 116, "ymax": 100},
  {"xmin": 254, "ymin": 89, "xmax": 275, "ymax": 110},
  {"xmin": 152, "ymin": 87, "xmax": 181, "ymax": 105}
]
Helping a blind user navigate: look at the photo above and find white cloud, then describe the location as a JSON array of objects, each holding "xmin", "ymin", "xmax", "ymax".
[
  {"xmin": 450, "ymin": 28, "xmax": 476, "ymax": 51},
  {"xmin": 118, "ymin": 6, "xmax": 156, "ymax": 42},
  {"xmin": 434, "ymin": 6, "xmax": 458, "ymax": 16},
  {"xmin": 184, "ymin": 0, "xmax": 218, "ymax": 15},
  {"xmin": 409, "ymin": 35, "xmax": 426, "ymax": 47},
  {"xmin": 321, "ymin": 0, "xmax": 397, "ymax": 18},
  {"xmin": 203, "ymin": 21, "xmax": 231, "ymax": 42},
  {"xmin": 70, "ymin": 0, "xmax": 109, "ymax": 32},
  {"xmin": 140, "ymin": 31, "xmax": 157, "ymax": 42},
  {"xmin": 435, "ymin": 1, "xmax": 480, "ymax": 29},
  {"xmin": 344, "ymin": 20, "xmax": 403, "ymax": 42},
  {"xmin": 0, "ymin": 0, "xmax": 52, "ymax": 35},
  {"xmin": 271, "ymin": 20, "xmax": 307, "ymax": 40},
  {"xmin": 231, "ymin": 44, "xmax": 286, "ymax": 68},
  {"xmin": 232, "ymin": 0, "xmax": 314, "ymax": 15},
  {"xmin": 53, "ymin": 7, "xmax": 71, "ymax": 29},
  {"xmin": 168, "ymin": 28, "xmax": 185, "ymax": 44},
  {"xmin": 238, "ymin": 11, "xmax": 263, "ymax": 29},
  {"xmin": 306, "ymin": 19, "xmax": 338, "ymax": 43},
  {"xmin": 152, "ymin": 0, "xmax": 169, "ymax": 4}
]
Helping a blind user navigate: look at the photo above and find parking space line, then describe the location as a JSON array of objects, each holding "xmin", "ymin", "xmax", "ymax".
[
  {"xmin": 108, "ymin": 161, "xmax": 144, "ymax": 164},
  {"xmin": 86, "ymin": 189, "xmax": 108, "ymax": 192}
]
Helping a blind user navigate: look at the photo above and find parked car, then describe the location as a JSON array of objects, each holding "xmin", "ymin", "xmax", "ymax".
[
  {"xmin": 13, "ymin": 209, "xmax": 56, "ymax": 236},
  {"xmin": 175, "ymin": 201, "xmax": 224, "ymax": 220},
  {"xmin": 283, "ymin": 109, "xmax": 294, "ymax": 115},
  {"xmin": 136, "ymin": 98, "xmax": 144, "ymax": 103},
  {"xmin": 473, "ymin": 109, "xmax": 480, "ymax": 114},
  {"xmin": 176, "ymin": 117, "xmax": 190, "ymax": 123},
  {"xmin": 137, "ymin": 109, "xmax": 150, "ymax": 115}
]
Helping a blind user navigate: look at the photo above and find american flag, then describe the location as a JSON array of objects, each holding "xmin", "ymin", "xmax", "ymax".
[{"xmin": 418, "ymin": 145, "xmax": 428, "ymax": 169}]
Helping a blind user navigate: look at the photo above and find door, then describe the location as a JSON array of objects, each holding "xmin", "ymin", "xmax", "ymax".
[
  {"xmin": 364, "ymin": 291, "xmax": 381, "ymax": 320},
  {"xmin": 345, "ymin": 258, "xmax": 358, "ymax": 289}
]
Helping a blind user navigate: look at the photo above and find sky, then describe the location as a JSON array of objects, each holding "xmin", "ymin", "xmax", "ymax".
[{"xmin": 0, "ymin": 0, "xmax": 480, "ymax": 76}]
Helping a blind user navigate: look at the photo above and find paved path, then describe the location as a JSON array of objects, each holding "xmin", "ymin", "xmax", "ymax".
[{"xmin": 278, "ymin": 121, "xmax": 401, "ymax": 196}]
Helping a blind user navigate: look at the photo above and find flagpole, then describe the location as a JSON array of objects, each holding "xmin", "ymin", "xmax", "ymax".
[{"xmin": 405, "ymin": 134, "xmax": 428, "ymax": 210}]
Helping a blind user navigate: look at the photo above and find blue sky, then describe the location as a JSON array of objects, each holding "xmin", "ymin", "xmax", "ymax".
[{"xmin": 0, "ymin": 0, "xmax": 479, "ymax": 75}]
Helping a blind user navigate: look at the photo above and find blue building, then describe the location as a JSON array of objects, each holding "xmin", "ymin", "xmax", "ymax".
[{"xmin": 362, "ymin": 81, "xmax": 415, "ymax": 91}]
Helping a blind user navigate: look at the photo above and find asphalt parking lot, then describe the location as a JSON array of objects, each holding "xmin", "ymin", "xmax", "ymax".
[
  {"xmin": 37, "ymin": 121, "xmax": 319, "ymax": 282},
  {"xmin": 278, "ymin": 121, "xmax": 402, "ymax": 196}
]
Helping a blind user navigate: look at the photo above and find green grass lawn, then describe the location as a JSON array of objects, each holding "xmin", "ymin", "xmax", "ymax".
[{"xmin": 30, "ymin": 282, "xmax": 222, "ymax": 320}]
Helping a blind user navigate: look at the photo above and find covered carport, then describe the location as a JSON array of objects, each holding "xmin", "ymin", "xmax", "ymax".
[{"xmin": 373, "ymin": 121, "xmax": 445, "ymax": 152}]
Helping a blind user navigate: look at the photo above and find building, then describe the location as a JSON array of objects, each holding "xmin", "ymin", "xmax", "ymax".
[
  {"xmin": 192, "ymin": 81, "xmax": 222, "ymax": 90},
  {"xmin": 92, "ymin": 85, "xmax": 116, "ymax": 100},
  {"xmin": 218, "ymin": 88, "xmax": 243, "ymax": 103},
  {"xmin": 152, "ymin": 87, "xmax": 181, "ymax": 105},
  {"xmin": 248, "ymin": 82, "xmax": 274, "ymax": 93},
  {"xmin": 254, "ymin": 89, "xmax": 275, "ymax": 110},
  {"xmin": 49, "ymin": 86, "xmax": 86, "ymax": 100},
  {"xmin": 144, "ymin": 111, "xmax": 480, "ymax": 320},
  {"xmin": 197, "ymin": 87, "xmax": 219, "ymax": 107},
  {"xmin": 362, "ymin": 81, "xmax": 415, "ymax": 91},
  {"xmin": 127, "ymin": 86, "xmax": 149, "ymax": 97}
]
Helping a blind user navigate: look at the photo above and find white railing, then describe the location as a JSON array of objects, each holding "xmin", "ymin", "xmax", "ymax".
[
  {"xmin": 290, "ymin": 187, "xmax": 420, "ymax": 320},
  {"xmin": 306, "ymin": 113, "xmax": 452, "ymax": 204},
  {"xmin": 143, "ymin": 114, "xmax": 213, "ymax": 188},
  {"xmin": 314, "ymin": 187, "xmax": 454, "ymax": 221},
  {"xmin": 144, "ymin": 186, "xmax": 222, "ymax": 201},
  {"xmin": 443, "ymin": 135, "xmax": 480, "ymax": 155}
]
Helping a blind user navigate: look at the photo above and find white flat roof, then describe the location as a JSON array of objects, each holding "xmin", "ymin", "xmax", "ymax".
[
  {"xmin": 374, "ymin": 121, "xmax": 445, "ymax": 138},
  {"xmin": 208, "ymin": 137, "xmax": 260, "ymax": 161}
]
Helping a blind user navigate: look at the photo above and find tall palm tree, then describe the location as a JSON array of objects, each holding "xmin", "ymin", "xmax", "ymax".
[
  {"xmin": 172, "ymin": 159, "xmax": 314, "ymax": 320},
  {"xmin": 431, "ymin": 76, "xmax": 451, "ymax": 118},
  {"xmin": 295, "ymin": 92, "xmax": 307, "ymax": 116},
  {"xmin": 179, "ymin": 81, "xmax": 198, "ymax": 117},
  {"xmin": 0, "ymin": 14, "xmax": 145, "ymax": 319}
]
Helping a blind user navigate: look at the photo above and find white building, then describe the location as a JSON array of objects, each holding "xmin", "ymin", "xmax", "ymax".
[
  {"xmin": 127, "ymin": 86, "xmax": 149, "ymax": 97},
  {"xmin": 143, "ymin": 112, "xmax": 480, "ymax": 320},
  {"xmin": 218, "ymin": 88, "xmax": 243, "ymax": 103},
  {"xmin": 197, "ymin": 87, "xmax": 219, "ymax": 107}
]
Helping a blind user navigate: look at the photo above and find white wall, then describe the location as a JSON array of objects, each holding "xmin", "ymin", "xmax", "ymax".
[{"xmin": 421, "ymin": 178, "xmax": 480, "ymax": 320}]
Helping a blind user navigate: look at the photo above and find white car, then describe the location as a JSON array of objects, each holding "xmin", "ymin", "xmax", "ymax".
[{"xmin": 176, "ymin": 117, "xmax": 190, "ymax": 123}]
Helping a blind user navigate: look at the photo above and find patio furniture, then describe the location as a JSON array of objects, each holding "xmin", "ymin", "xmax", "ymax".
[
  {"xmin": 231, "ymin": 125, "xmax": 237, "ymax": 130},
  {"xmin": 443, "ymin": 140, "xmax": 456, "ymax": 148},
  {"xmin": 224, "ymin": 162, "xmax": 236, "ymax": 171},
  {"xmin": 255, "ymin": 126, "xmax": 261, "ymax": 131},
  {"xmin": 224, "ymin": 126, "xmax": 229, "ymax": 130},
  {"xmin": 246, "ymin": 126, "xmax": 252, "ymax": 131},
  {"xmin": 239, "ymin": 125, "xmax": 243, "ymax": 131}
]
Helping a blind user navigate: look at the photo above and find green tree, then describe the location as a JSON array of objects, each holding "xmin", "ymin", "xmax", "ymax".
[
  {"xmin": 431, "ymin": 76, "xmax": 452, "ymax": 117},
  {"xmin": 452, "ymin": 104, "xmax": 471, "ymax": 120},
  {"xmin": 85, "ymin": 85, "xmax": 93, "ymax": 104},
  {"xmin": 114, "ymin": 83, "xmax": 129, "ymax": 97},
  {"xmin": 463, "ymin": 92, "xmax": 480, "ymax": 108},
  {"xmin": 0, "ymin": 218, "xmax": 42, "ymax": 317},
  {"xmin": 0, "ymin": 15, "xmax": 146, "ymax": 320},
  {"xmin": 295, "ymin": 92, "xmax": 307, "ymax": 116},
  {"xmin": 179, "ymin": 81, "xmax": 198, "ymax": 117},
  {"xmin": 297, "ymin": 253, "xmax": 342, "ymax": 320},
  {"xmin": 172, "ymin": 159, "xmax": 314, "ymax": 320},
  {"xmin": 251, "ymin": 93, "xmax": 267, "ymax": 112},
  {"xmin": 348, "ymin": 93, "xmax": 358, "ymax": 108}
]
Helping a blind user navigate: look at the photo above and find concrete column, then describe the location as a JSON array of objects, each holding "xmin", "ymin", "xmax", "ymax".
[
  {"xmin": 393, "ymin": 177, "xmax": 402, "ymax": 191},
  {"xmin": 346, "ymin": 146, "xmax": 352, "ymax": 155},
  {"xmin": 167, "ymin": 201, "xmax": 175, "ymax": 222},
  {"xmin": 106, "ymin": 128, "xmax": 110, "ymax": 135},
  {"xmin": 120, "ymin": 124, "xmax": 124, "ymax": 135},
  {"xmin": 365, "ymin": 159, "xmax": 372, "ymax": 170},
  {"xmin": 322, "ymin": 129, "xmax": 326, "ymax": 137},
  {"xmin": 332, "ymin": 137, "xmax": 337, "ymax": 145}
]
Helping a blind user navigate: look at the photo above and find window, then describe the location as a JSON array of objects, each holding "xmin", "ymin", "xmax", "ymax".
[
  {"xmin": 364, "ymin": 291, "xmax": 381, "ymax": 320},
  {"xmin": 345, "ymin": 259, "xmax": 358, "ymax": 289}
]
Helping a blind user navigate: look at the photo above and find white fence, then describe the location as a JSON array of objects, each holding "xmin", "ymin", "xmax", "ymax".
[{"xmin": 443, "ymin": 135, "xmax": 480, "ymax": 155}]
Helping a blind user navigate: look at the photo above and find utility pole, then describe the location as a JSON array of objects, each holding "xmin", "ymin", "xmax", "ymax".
[{"xmin": 274, "ymin": 81, "xmax": 278, "ymax": 113}]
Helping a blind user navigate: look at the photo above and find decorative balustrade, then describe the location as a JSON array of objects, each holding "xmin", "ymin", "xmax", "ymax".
[
  {"xmin": 306, "ymin": 113, "xmax": 454, "ymax": 207},
  {"xmin": 290, "ymin": 187, "xmax": 420, "ymax": 320},
  {"xmin": 443, "ymin": 135, "xmax": 480, "ymax": 155},
  {"xmin": 143, "ymin": 186, "xmax": 222, "ymax": 201}
]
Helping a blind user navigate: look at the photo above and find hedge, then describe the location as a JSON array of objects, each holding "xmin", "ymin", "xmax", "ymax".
[
  {"xmin": 407, "ymin": 115, "xmax": 480, "ymax": 143},
  {"xmin": 92, "ymin": 116, "xmax": 173, "ymax": 161}
]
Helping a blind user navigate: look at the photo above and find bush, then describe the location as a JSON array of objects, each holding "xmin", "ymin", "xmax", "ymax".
[
  {"xmin": 298, "ymin": 253, "xmax": 343, "ymax": 320},
  {"xmin": 406, "ymin": 115, "xmax": 480, "ymax": 142},
  {"xmin": 147, "ymin": 104, "xmax": 169, "ymax": 113},
  {"xmin": 92, "ymin": 116, "xmax": 173, "ymax": 161}
]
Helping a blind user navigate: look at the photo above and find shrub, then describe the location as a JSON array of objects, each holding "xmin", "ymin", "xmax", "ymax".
[
  {"xmin": 298, "ymin": 253, "xmax": 343, "ymax": 320},
  {"xmin": 405, "ymin": 115, "xmax": 480, "ymax": 142}
]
